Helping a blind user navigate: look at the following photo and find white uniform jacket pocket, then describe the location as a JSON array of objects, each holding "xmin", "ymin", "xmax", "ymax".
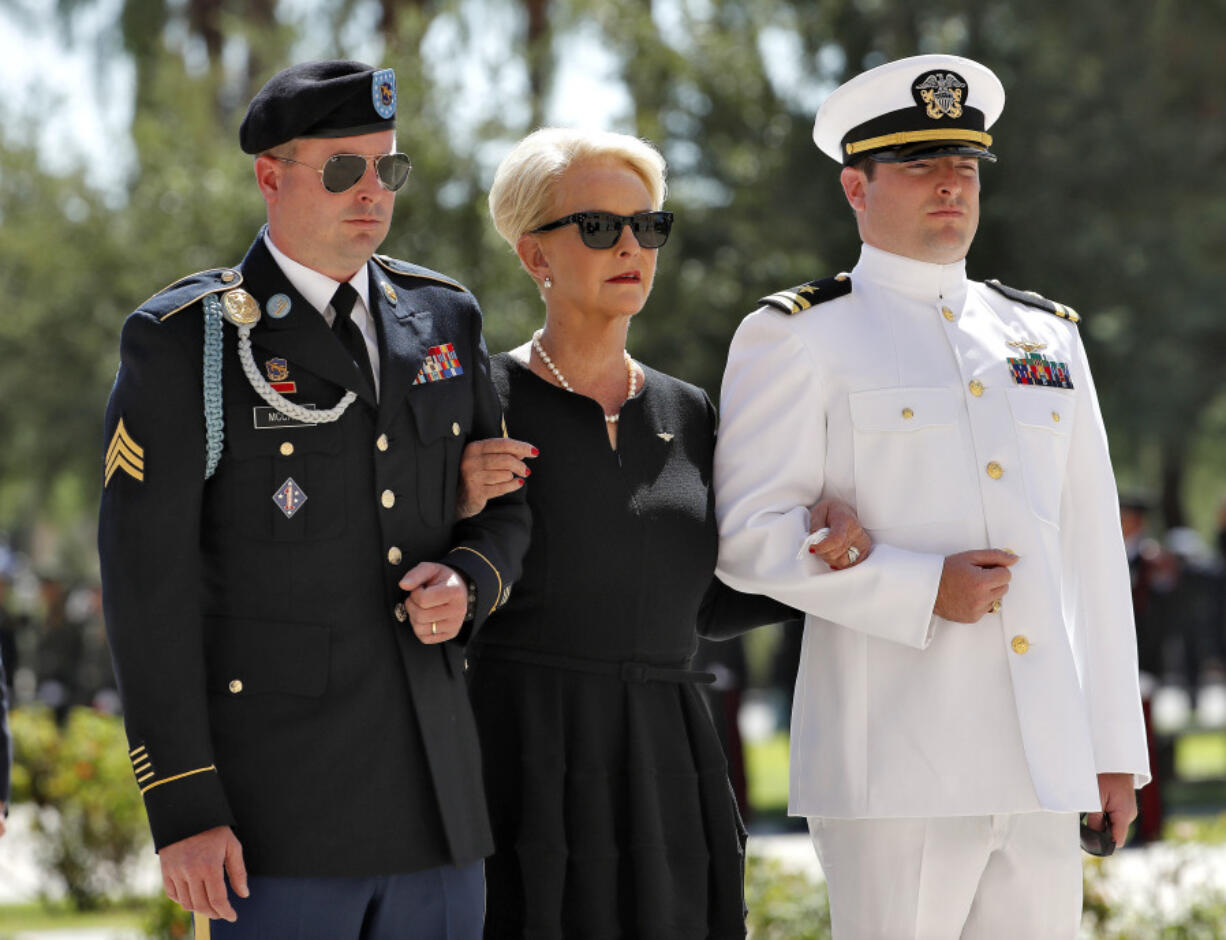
[
  {"xmin": 849, "ymin": 387, "xmax": 973, "ymax": 530},
  {"xmin": 1006, "ymin": 387, "xmax": 1076, "ymax": 526}
]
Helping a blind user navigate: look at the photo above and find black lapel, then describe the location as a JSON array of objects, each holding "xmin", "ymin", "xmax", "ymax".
[{"xmin": 368, "ymin": 264, "xmax": 433, "ymax": 429}]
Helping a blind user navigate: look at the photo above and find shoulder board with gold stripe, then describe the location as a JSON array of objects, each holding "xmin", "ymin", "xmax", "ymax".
[
  {"xmin": 759, "ymin": 274, "xmax": 852, "ymax": 315},
  {"xmin": 985, "ymin": 279, "xmax": 1080, "ymax": 325},
  {"xmin": 373, "ymin": 255, "xmax": 469, "ymax": 293},
  {"xmin": 136, "ymin": 268, "xmax": 244, "ymax": 322}
]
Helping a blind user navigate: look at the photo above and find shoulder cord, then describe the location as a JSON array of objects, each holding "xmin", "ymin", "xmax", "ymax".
[
  {"xmin": 202, "ymin": 293, "xmax": 358, "ymax": 479},
  {"xmin": 203, "ymin": 295, "xmax": 225, "ymax": 479}
]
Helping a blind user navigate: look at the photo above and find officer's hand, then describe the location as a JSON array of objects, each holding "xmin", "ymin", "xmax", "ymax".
[
  {"xmin": 808, "ymin": 498, "xmax": 872, "ymax": 570},
  {"xmin": 159, "ymin": 826, "xmax": 248, "ymax": 923},
  {"xmin": 400, "ymin": 563, "xmax": 468, "ymax": 643},
  {"xmin": 1090, "ymin": 772, "xmax": 1137, "ymax": 848},
  {"xmin": 932, "ymin": 550, "xmax": 1018, "ymax": 623},
  {"xmin": 457, "ymin": 438, "xmax": 537, "ymax": 518}
]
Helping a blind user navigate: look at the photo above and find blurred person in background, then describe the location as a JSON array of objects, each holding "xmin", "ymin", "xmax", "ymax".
[
  {"xmin": 456, "ymin": 126, "xmax": 870, "ymax": 938},
  {"xmin": 33, "ymin": 571, "xmax": 82, "ymax": 723},
  {"xmin": 1121, "ymin": 492, "xmax": 1175, "ymax": 842},
  {"xmin": 715, "ymin": 54, "xmax": 1149, "ymax": 939},
  {"xmin": 0, "ymin": 639, "xmax": 8, "ymax": 838}
]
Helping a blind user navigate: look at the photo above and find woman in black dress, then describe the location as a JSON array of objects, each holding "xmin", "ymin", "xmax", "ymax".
[{"xmin": 459, "ymin": 127, "xmax": 870, "ymax": 938}]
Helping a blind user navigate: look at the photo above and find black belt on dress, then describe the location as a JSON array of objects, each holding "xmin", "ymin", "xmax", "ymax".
[{"xmin": 473, "ymin": 646, "xmax": 716, "ymax": 685}]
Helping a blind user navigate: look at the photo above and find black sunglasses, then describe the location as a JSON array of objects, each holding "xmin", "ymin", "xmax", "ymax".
[
  {"xmin": 274, "ymin": 153, "xmax": 412, "ymax": 194},
  {"xmin": 532, "ymin": 210, "xmax": 674, "ymax": 249}
]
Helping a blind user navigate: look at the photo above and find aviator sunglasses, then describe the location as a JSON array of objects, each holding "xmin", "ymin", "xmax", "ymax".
[
  {"xmin": 274, "ymin": 152, "xmax": 412, "ymax": 194},
  {"xmin": 532, "ymin": 210, "xmax": 675, "ymax": 249}
]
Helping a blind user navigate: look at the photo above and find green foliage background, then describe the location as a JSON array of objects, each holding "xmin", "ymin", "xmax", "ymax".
[{"xmin": 2, "ymin": 0, "xmax": 1225, "ymax": 569}]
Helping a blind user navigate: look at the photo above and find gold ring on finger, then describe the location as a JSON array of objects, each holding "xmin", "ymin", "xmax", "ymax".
[
  {"xmin": 846, "ymin": 546, "xmax": 860, "ymax": 564},
  {"xmin": 990, "ymin": 600, "xmax": 1002, "ymax": 614},
  {"xmin": 431, "ymin": 622, "xmax": 438, "ymax": 635}
]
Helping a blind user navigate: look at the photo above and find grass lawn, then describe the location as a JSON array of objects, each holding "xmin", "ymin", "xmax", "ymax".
[{"xmin": 0, "ymin": 900, "xmax": 148, "ymax": 931}]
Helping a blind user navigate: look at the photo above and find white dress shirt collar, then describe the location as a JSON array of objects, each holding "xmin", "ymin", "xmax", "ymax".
[
  {"xmin": 852, "ymin": 242, "xmax": 968, "ymax": 302},
  {"xmin": 263, "ymin": 231, "xmax": 370, "ymax": 324}
]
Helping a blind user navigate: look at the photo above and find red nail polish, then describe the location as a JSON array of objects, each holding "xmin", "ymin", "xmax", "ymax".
[
  {"xmin": 524, "ymin": 468, "xmax": 531, "ymax": 477},
  {"xmin": 517, "ymin": 478, "xmax": 525, "ymax": 486},
  {"xmin": 531, "ymin": 447, "xmax": 539, "ymax": 457},
  {"xmin": 809, "ymin": 546, "xmax": 817, "ymax": 554}
]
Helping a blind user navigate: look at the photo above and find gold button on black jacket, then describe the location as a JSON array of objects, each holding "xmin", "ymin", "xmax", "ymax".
[{"xmin": 98, "ymin": 232, "xmax": 530, "ymax": 876}]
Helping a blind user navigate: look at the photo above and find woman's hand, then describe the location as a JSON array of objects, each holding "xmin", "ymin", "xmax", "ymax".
[
  {"xmin": 808, "ymin": 498, "xmax": 872, "ymax": 570},
  {"xmin": 457, "ymin": 438, "xmax": 538, "ymax": 518}
]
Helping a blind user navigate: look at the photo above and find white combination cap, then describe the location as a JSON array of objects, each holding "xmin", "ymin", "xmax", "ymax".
[{"xmin": 813, "ymin": 54, "xmax": 1005, "ymax": 165}]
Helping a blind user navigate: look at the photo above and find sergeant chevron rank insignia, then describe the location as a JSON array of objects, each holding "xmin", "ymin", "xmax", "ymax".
[{"xmin": 105, "ymin": 418, "xmax": 145, "ymax": 486}]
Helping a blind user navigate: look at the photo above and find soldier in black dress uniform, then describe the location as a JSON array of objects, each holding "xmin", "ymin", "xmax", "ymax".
[{"xmin": 98, "ymin": 60, "xmax": 530, "ymax": 938}]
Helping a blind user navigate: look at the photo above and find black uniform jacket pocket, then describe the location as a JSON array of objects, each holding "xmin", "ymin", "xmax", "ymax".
[
  {"xmin": 223, "ymin": 404, "xmax": 346, "ymax": 541},
  {"xmin": 205, "ymin": 616, "xmax": 330, "ymax": 697},
  {"xmin": 407, "ymin": 382, "xmax": 472, "ymax": 528}
]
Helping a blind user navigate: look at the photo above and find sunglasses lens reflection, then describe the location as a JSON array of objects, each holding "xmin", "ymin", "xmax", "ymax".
[
  {"xmin": 319, "ymin": 154, "xmax": 412, "ymax": 193},
  {"xmin": 633, "ymin": 213, "xmax": 672, "ymax": 248},
  {"xmin": 376, "ymin": 154, "xmax": 412, "ymax": 192},
  {"xmin": 321, "ymin": 155, "xmax": 369, "ymax": 193},
  {"xmin": 579, "ymin": 216, "xmax": 621, "ymax": 249},
  {"xmin": 575, "ymin": 212, "xmax": 673, "ymax": 249}
]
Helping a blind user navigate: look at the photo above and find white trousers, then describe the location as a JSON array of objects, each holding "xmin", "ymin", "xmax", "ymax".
[{"xmin": 808, "ymin": 813, "xmax": 1082, "ymax": 940}]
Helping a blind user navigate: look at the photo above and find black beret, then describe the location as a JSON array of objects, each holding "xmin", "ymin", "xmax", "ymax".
[{"xmin": 240, "ymin": 60, "xmax": 396, "ymax": 154}]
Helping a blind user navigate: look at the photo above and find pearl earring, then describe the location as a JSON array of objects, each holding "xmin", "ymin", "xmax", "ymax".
[{"xmin": 543, "ymin": 276, "xmax": 552, "ymax": 289}]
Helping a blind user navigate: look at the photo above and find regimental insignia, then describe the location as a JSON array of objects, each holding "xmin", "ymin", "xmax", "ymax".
[
  {"xmin": 412, "ymin": 343, "xmax": 464, "ymax": 385},
  {"xmin": 264, "ymin": 358, "xmax": 297, "ymax": 395},
  {"xmin": 266, "ymin": 293, "xmax": 292, "ymax": 319},
  {"xmin": 105, "ymin": 418, "xmax": 145, "ymax": 486},
  {"xmin": 1008, "ymin": 351, "xmax": 1075, "ymax": 389},
  {"xmin": 222, "ymin": 289, "xmax": 260, "ymax": 326},
  {"xmin": 272, "ymin": 477, "xmax": 308, "ymax": 518},
  {"xmin": 372, "ymin": 68, "xmax": 396, "ymax": 120},
  {"xmin": 760, "ymin": 274, "xmax": 852, "ymax": 315},
  {"xmin": 914, "ymin": 71, "xmax": 967, "ymax": 120},
  {"xmin": 265, "ymin": 358, "xmax": 290, "ymax": 383},
  {"xmin": 381, "ymin": 281, "xmax": 398, "ymax": 305}
]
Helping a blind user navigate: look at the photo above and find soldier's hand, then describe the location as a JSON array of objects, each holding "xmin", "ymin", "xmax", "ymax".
[
  {"xmin": 1090, "ymin": 772, "xmax": 1137, "ymax": 848},
  {"xmin": 932, "ymin": 549, "xmax": 1018, "ymax": 623},
  {"xmin": 400, "ymin": 562, "xmax": 468, "ymax": 643},
  {"xmin": 159, "ymin": 826, "xmax": 248, "ymax": 923},
  {"xmin": 808, "ymin": 498, "xmax": 872, "ymax": 570},
  {"xmin": 457, "ymin": 438, "xmax": 537, "ymax": 518}
]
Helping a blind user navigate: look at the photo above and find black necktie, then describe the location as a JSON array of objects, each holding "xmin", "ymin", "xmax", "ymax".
[{"xmin": 330, "ymin": 282, "xmax": 376, "ymax": 399}]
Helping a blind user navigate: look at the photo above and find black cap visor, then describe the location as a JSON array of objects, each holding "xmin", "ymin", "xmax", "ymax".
[{"xmin": 869, "ymin": 140, "xmax": 997, "ymax": 163}]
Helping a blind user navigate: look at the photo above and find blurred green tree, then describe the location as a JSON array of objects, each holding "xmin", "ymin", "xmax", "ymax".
[{"xmin": 2, "ymin": 0, "xmax": 1225, "ymax": 559}]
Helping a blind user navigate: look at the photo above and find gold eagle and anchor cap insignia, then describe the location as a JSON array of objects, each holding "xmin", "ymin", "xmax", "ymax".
[{"xmin": 813, "ymin": 54, "xmax": 1004, "ymax": 165}]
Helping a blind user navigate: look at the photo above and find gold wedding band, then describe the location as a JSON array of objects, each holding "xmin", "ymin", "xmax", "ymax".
[
  {"xmin": 431, "ymin": 622, "xmax": 438, "ymax": 635},
  {"xmin": 990, "ymin": 600, "xmax": 1002, "ymax": 614}
]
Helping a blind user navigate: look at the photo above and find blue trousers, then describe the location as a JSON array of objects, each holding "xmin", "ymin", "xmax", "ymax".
[{"xmin": 201, "ymin": 862, "xmax": 483, "ymax": 939}]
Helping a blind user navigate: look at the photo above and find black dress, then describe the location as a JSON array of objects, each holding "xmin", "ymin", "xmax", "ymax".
[{"xmin": 469, "ymin": 354, "xmax": 795, "ymax": 939}]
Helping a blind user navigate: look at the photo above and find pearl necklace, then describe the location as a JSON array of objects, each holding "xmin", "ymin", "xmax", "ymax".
[{"xmin": 532, "ymin": 330, "xmax": 637, "ymax": 424}]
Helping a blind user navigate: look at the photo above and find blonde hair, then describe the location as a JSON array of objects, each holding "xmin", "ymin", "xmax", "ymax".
[{"xmin": 488, "ymin": 127, "xmax": 667, "ymax": 248}]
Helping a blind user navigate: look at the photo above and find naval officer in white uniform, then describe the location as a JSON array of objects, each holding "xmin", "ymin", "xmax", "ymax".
[{"xmin": 713, "ymin": 54, "xmax": 1149, "ymax": 939}]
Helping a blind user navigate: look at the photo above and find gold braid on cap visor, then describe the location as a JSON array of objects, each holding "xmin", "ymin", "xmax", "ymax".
[{"xmin": 845, "ymin": 128, "xmax": 994, "ymax": 156}]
